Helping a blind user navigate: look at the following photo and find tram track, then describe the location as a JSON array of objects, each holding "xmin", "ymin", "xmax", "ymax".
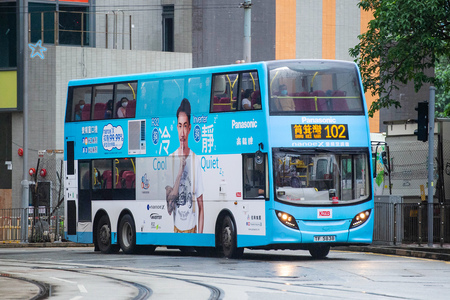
[
  {"xmin": 0, "ymin": 253, "xmax": 431, "ymax": 299},
  {"xmin": 0, "ymin": 259, "xmax": 223, "ymax": 299},
  {"xmin": 0, "ymin": 272, "xmax": 49, "ymax": 300}
]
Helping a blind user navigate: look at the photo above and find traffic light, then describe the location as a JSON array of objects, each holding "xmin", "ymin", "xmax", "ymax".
[{"xmin": 414, "ymin": 101, "xmax": 428, "ymax": 142}]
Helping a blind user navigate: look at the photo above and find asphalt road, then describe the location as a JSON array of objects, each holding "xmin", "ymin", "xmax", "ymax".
[{"xmin": 1, "ymin": 247, "xmax": 449, "ymax": 299}]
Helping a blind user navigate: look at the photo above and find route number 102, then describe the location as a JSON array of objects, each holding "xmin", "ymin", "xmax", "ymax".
[{"xmin": 324, "ymin": 124, "xmax": 347, "ymax": 139}]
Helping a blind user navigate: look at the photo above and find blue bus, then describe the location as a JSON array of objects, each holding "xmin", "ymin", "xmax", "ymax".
[{"xmin": 64, "ymin": 59, "xmax": 373, "ymax": 258}]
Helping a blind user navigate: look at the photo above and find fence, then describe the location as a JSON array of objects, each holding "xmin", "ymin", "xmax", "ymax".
[
  {"xmin": 0, "ymin": 206, "xmax": 64, "ymax": 243},
  {"xmin": 374, "ymin": 202, "xmax": 450, "ymax": 246},
  {"xmin": 29, "ymin": 10, "xmax": 133, "ymax": 49}
]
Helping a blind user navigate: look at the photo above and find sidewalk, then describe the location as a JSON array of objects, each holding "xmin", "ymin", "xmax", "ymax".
[{"xmin": 335, "ymin": 243, "xmax": 450, "ymax": 261}]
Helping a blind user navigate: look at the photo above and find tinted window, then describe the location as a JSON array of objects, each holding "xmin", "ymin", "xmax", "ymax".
[{"xmin": 268, "ymin": 61, "xmax": 364, "ymax": 114}]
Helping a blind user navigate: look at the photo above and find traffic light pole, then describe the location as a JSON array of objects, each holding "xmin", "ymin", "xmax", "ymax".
[{"xmin": 427, "ymin": 87, "xmax": 435, "ymax": 247}]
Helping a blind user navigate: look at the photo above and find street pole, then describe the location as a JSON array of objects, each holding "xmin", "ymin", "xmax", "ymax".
[
  {"xmin": 19, "ymin": 0, "xmax": 29, "ymax": 243},
  {"xmin": 243, "ymin": 0, "xmax": 252, "ymax": 63},
  {"xmin": 427, "ymin": 86, "xmax": 435, "ymax": 247}
]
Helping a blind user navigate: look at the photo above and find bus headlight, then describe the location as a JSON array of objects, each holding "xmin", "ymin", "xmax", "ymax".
[
  {"xmin": 350, "ymin": 210, "xmax": 371, "ymax": 229},
  {"xmin": 275, "ymin": 210, "xmax": 299, "ymax": 230}
]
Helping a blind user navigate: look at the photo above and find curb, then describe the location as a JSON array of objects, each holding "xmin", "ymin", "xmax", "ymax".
[
  {"xmin": 336, "ymin": 245, "xmax": 450, "ymax": 262},
  {"xmin": 0, "ymin": 242, "xmax": 93, "ymax": 248}
]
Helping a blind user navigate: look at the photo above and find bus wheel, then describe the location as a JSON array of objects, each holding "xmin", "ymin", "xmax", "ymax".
[
  {"xmin": 309, "ymin": 245, "xmax": 330, "ymax": 259},
  {"xmin": 97, "ymin": 215, "xmax": 119, "ymax": 254},
  {"xmin": 118, "ymin": 214, "xmax": 137, "ymax": 254},
  {"xmin": 220, "ymin": 215, "xmax": 243, "ymax": 259}
]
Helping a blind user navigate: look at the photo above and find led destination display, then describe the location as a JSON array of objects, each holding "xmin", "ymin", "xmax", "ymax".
[{"xmin": 291, "ymin": 124, "xmax": 349, "ymax": 140}]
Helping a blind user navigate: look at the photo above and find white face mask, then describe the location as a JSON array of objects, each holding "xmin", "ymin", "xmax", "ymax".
[
  {"xmin": 122, "ymin": 102, "xmax": 128, "ymax": 108},
  {"xmin": 79, "ymin": 105, "xmax": 84, "ymax": 109}
]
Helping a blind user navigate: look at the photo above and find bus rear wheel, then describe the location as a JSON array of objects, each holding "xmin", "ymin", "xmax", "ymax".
[
  {"xmin": 309, "ymin": 245, "xmax": 330, "ymax": 259},
  {"xmin": 118, "ymin": 214, "xmax": 137, "ymax": 254},
  {"xmin": 97, "ymin": 215, "xmax": 119, "ymax": 254},
  {"xmin": 219, "ymin": 215, "xmax": 243, "ymax": 259}
]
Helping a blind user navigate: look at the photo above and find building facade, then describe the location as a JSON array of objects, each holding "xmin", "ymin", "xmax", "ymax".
[{"xmin": 0, "ymin": 0, "xmax": 425, "ymax": 209}]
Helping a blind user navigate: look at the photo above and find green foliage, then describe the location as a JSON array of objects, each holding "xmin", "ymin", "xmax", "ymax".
[
  {"xmin": 435, "ymin": 57, "xmax": 450, "ymax": 117},
  {"xmin": 350, "ymin": 0, "xmax": 450, "ymax": 117}
]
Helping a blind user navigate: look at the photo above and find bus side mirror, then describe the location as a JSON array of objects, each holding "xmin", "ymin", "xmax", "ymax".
[{"xmin": 255, "ymin": 142, "xmax": 264, "ymax": 164}]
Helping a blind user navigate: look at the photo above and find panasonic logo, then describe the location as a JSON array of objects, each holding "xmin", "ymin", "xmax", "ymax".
[
  {"xmin": 302, "ymin": 117, "xmax": 336, "ymax": 124},
  {"xmin": 232, "ymin": 119, "xmax": 258, "ymax": 129}
]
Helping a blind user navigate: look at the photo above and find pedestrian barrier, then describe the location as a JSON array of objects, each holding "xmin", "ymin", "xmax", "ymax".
[{"xmin": 0, "ymin": 207, "xmax": 64, "ymax": 243}]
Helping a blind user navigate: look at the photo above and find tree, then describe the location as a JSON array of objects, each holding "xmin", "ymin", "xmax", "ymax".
[
  {"xmin": 349, "ymin": 0, "xmax": 450, "ymax": 117},
  {"xmin": 435, "ymin": 57, "xmax": 450, "ymax": 117}
]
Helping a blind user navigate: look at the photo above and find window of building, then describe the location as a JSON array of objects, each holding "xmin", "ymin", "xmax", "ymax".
[
  {"xmin": 29, "ymin": 3, "xmax": 90, "ymax": 46},
  {"xmin": 162, "ymin": 5, "xmax": 174, "ymax": 52},
  {"xmin": 0, "ymin": 2, "xmax": 17, "ymax": 68}
]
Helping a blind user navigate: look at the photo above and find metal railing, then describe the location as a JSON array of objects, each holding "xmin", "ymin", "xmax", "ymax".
[
  {"xmin": 0, "ymin": 207, "xmax": 64, "ymax": 243},
  {"xmin": 374, "ymin": 202, "xmax": 450, "ymax": 246},
  {"xmin": 28, "ymin": 10, "xmax": 133, "ymax": 49}
]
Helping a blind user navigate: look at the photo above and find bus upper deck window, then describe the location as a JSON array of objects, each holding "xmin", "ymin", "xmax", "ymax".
[
  {"xmin": 70, "ymin": 86, "xmax": 92, "ymax": 121},
  {"xmin": 115, "ymin": 82, "xmax": 137, "ymax": 118}
]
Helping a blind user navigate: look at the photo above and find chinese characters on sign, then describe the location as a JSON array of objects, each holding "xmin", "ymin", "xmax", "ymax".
[{"xmin": 291, "ymin": 124, "xmax": 349, "ymax": 140}]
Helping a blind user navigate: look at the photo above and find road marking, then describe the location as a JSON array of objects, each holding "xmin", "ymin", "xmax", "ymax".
[
  {"xmin": 50, "ymin": 277, "xmax": 77, "ymax": 284},
  {"xmin": 78, "ymin": 284, "xmax": 88, "ymax": 293},
  {"xmin": 70, "ymin": 297, "xmax": 83, "ymax": 300}
]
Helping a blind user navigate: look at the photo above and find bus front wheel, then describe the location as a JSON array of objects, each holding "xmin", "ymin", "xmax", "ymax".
[
  {"xmin": 118, "ymin": 214, "xmax": 137, "ymax": 254},
  {"xmin": 97, "ymin": 215, "xmax": 119, "ymax": 254},
  {"xmin": 219, "ymin": 215, "xmax": 243, "ymax": 259},
  {"xmin": 309, "ymin": 245, "xmax": 330, "ymax": 259}
]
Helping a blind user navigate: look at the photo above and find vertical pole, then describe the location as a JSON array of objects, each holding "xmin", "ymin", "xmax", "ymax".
[
  {"xmin": 105, "ymin": 14, "xmax": 108, "ymax": 48},
  {"xmin": 418, "ymin": 204, "xmax": 422, "ymax": 245},
  {"xmin": 81, "ymin": 12, "xmax": 84, "ymax": 47},
  {"xmin": 19, "ymin": 0, "xmax": 29, "ymax": 243},
  {"xmin": 393, "ymin": 203, "xmax": 397, "ymax": 245},
  {"xmin": 41, "ymin": 12, "xmax": 44, "ymax": 43},
  {"xmin": 243, "ymin": 0, "xmax": 252, "ymax": 63},
  {"xmin": 129, "ymin": 15, "xmax": 132, "ymax": 50},
  {"xmin": 427, "ymin": 86, "xmax": 436, "ymax": 247}
]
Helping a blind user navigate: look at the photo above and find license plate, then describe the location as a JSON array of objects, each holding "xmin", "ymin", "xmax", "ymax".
[{"xmin": 314, "ymin": 235, "xmax": 336, "ymax": 242}]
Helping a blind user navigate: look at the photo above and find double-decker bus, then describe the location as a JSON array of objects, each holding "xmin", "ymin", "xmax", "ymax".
[{"xmin": 64, "ymin": 59, "xmax": 373, "ymax": 258}]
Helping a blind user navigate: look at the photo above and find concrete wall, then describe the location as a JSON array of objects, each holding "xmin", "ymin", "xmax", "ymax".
[
  {"xmin": 335, "ymin": 1, "xmax": 360, "ymax": 61},
  {"xmin": 10, "ymin": 45, "xmax": 191, "ymax": 208},
  {"xmin": 192, "ymin": 0, "xmax": 275, "ymax": 67},
  {"xmin": 296, "ymin": 0, "xmax": 322, "ymax": 59},
  {"xmin": 95, "ymin": 0, "xmax": 192, "ymax": 53}
]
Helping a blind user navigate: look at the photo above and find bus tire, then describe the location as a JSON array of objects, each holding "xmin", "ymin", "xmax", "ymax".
[
  {"xmin": 97, "ymin": 215, "xmax": 119, "ymax": 254},
  {"xmin": 219, "ymin": 215, "xmax": 243, "ymax": 259},
  {"xmin": 309, "ymin": 245, "xmax": 330, "ymax": 259},
  {"xmin": 118, "ymin": 214, "xmax": 137, "ymax": 254}
]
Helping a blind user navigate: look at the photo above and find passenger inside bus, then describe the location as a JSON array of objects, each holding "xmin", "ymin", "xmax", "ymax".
[
  {"xmin": 104, "ymin": 100, "xmax": 114, "ymax": 119},
  {"xmin": 241, "ymin": 89, "xmax": 252, "ymax": 110},
  {"xmin": 272, "ymin": 84, "xmax": 294, "ymax": 111},
  {"xmin": 117, "ymin": 97, "xmax": 128, "ymax": 118},
  {"xmin": 251, "ymin": 90, "xmax": 261, "ymax": 109},
  {"xmin": 74, "ymin": 100, "xmax": 85, "ymax": 121}
]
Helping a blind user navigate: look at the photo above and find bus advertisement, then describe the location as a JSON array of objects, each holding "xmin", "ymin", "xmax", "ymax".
[{"xmin": 64, "ymin": 59, "xmax": 373, "ymax": 258}]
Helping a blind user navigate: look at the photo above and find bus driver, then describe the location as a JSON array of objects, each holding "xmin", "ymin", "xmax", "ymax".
[{"xmin": 165, "ymin": 98, "xmax": 204, "ymax": 233}]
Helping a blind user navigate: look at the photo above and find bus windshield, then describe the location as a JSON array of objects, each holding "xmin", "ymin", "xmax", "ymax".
[
  {"xmin": 268, "ymin": 60, "xmax": 364, "ymax": 114},
  {"xmin": 273, "ymin": 148, "xmax": 370, "ymax": 205}
]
